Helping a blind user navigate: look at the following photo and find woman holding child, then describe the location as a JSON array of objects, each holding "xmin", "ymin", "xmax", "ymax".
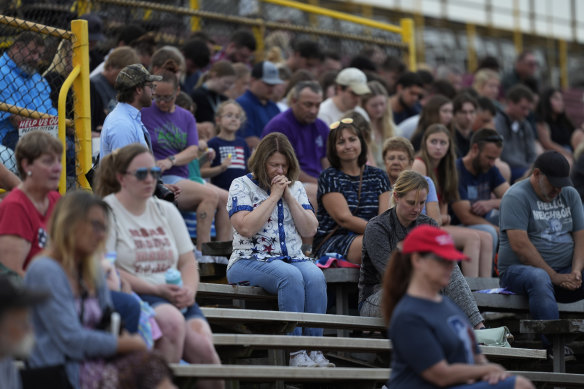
[{"xmin": 226, "ymin": 132, "xmax": 331, "ymax": 368}]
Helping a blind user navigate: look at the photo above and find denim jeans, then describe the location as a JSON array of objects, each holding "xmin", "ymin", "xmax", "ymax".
[
  {"xmin": 500, "ymin": 265, "xmax": 584, "ymax": 320},
  {"xmin": 227, "ymin": 259, "xmax": 327, "ymax": 336},
  {"xmin": 111, "ymin": 290, "xmax": 141, "ymax": 333}
]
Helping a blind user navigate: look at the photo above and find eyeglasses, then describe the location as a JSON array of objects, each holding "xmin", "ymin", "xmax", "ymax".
[
  {"xmin": 329, "ymin": 118, "xmax": 354, "ymax": 130},
  {"xmin": 153, "ymin": 93, "xmax": 176, "ymax": 102},
  {"xmin": 221, "ymin": 112, "xmax": 243, "ymax": 120},
  {"xmin": 125, "ymin": 167, "xmax": 162, "ymax": 181}
]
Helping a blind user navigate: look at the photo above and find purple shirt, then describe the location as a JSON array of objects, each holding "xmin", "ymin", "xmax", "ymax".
[
  {"xmin": 142, "ymin": 104, "xmax": 199, "ymax": 178},
  {"xmin": 261, "ymin": 109, "xmax": 329, "ymax": 178}
]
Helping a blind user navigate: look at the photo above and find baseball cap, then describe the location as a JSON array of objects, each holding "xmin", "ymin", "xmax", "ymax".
[
  {"xmin": 251, "ymin": 61, "xmax": 283, "ymax": 85},
  {"xmin": 402, "ymin": 225, "xmax": 469, "ymax": 261},
  {"xmin": 115, "ymin": 64, "xmax": 162, "ymax": 90},
  {"xmin": 80, "ymin": 13, "xmax": 105, "ymax": 42},
  {"xmin": 533, "ymin": 150, "xmax": 572, "ymax": 188},
  {"xmin": 0, "ymin": 276, "xmax": 48, "ymax": 315},
  {"xmin": 335, "ymin": 67, "xmax": 371, "ymax": 95}
]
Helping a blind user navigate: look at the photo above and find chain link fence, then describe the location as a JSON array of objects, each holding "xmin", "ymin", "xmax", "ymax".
[{"xmin": 0, "ymin": 10, "xmax": 90, "ymax": 192}]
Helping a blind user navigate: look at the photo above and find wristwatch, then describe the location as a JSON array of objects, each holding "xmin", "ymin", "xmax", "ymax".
[{"xmin": 168, "ymin": 155, "xmax": 176, "ymax": 166}]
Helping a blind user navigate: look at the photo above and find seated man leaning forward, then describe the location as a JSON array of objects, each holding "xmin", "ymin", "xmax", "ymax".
[{"xmin": 498, "ymin": 151, "xmax": 584, "ymax": 355}]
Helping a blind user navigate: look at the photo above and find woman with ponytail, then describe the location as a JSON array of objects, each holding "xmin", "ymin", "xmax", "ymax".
[{"xmin": 381, "ymin": 225, "xmax": 534, "ymax": 389}]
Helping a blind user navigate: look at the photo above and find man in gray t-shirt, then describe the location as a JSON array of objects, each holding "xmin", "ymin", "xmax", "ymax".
[{"xmin": 499, "ymin": 151, "xmax": 584, "ymax": 326}]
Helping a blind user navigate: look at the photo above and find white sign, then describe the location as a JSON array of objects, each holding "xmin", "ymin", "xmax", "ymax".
[{"xmin": 18, "ymin": 117, "xmax": 59, "ymax": 139}]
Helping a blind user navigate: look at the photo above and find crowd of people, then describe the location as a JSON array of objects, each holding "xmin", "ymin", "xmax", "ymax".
[{"xmin": 3, "ymin": 12, "xmax": 584, "ymax": 388}]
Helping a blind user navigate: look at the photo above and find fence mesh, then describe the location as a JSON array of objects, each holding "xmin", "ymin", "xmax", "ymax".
[{"xmin": 0, "ymin": 11, "xmax": 79, "ymax": 190}]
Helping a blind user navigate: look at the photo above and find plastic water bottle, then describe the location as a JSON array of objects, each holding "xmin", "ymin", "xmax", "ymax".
[
  {"xmin": 105, "ymin": 252, "xmax": 117, "ymax": 264},
  {"xmin": 165, "ymin": 268, "xmax": 187, "ymax": 313}
]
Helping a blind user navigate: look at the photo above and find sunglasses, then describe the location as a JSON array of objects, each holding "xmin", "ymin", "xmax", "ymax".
[
  {"xmin": 153, "ymin": 93, "xmax": 176, "ymax": 102},
  {"xmin": 125, "ymin": 167, "xmax": 162, "ymax": 181},
  {"xmin": 329, "ymin": 118, "xmax": 354, "ymax": 130}
]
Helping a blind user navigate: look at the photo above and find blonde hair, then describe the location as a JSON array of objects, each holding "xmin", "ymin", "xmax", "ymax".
[
  {"xmin": 390, "ymin": 170, "xmax": 428, "ymax": 207},
  {"xmin": 248, "ymin": 132, "xmax": 300, "ymax": 190},
  {"xmin": 46, "ymin": 190, "xmax": 109, "ymax": 293},
  {"xmin": 215, "ymin": 99, "xmax": 246, "ymax": 133},
  {"xmin": 472, "ymin": 69, "xmax": 500, "ymax": 91},
  {"xmin": 43, "ymin": 39, "xmax": 72, "ymax": 77},
  {"xmin": 362, "ymin": 81, "xmax": 397, "ymax": 137}
]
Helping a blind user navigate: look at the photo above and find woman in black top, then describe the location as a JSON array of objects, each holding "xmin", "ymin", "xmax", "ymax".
[{"xmin": 191, "ymin": 61, "xmax": 236, "ymax": 124}]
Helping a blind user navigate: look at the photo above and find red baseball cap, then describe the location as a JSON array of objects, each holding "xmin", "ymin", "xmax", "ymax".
[{"xmin": 402, "ymin": 225, "xmax": 469, "ymax": 261}]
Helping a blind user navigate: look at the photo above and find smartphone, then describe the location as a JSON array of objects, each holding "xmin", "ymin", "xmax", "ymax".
[{"xmin": 110, "ymin": 312, "xmax": 121, "ymax": 337}]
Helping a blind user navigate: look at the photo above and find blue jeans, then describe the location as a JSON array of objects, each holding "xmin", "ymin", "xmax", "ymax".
[
  {"xmin": 111, "ymin": 290, "xmax": 141, "ymax": 333},
  {"xmin": 500, "ymin": 265, "xmax": 584, "ymax": 320},
  {"xmin": 227, "ymin": 259, "xmax": 327, "ymax": 336}
]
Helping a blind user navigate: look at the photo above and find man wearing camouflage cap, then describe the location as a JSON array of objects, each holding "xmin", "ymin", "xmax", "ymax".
[{"xmin": 100, "ymin": 64, "xmax": 162, "ymax": 160}]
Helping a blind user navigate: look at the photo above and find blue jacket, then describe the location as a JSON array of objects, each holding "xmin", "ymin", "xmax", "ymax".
[{"xmin": 24, "ymin": 257, "xmax": 117, "ymax": 389}]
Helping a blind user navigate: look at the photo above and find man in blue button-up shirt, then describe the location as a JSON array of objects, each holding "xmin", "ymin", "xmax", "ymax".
[
  {"xmin": 99, "ymin": 64, "xmax": 162, "ymax": 160},
  {"xmin": 0, "ymin": 32, "xmax": 57, "ymax": 150}
]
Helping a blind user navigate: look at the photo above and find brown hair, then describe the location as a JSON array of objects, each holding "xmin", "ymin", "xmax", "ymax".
[
  {"xmin": 46, "ymin": 190, "xmax": 110, "ymax": 293},
  {"xmin": 94, "ymin": 144, "xmax": 151, "ymax": 197},
  {"xmin": 382, "ymin": 136, "xmax": 415, "ymax": 162},
  {"xmin": 215, "ymin": 99, "xmax": 246, "ymax": 132},
  {"xmin": 326, "ymin": 121, "xmax": 368, "ymax": 169},
  {"xmin": 105, "ymin": 46, "xmax": 140, "ymax": 70},
  {"xmin": 15, "ymin": 131, "xmax": 63, "ymax": 178},
  {"xmin": 411, "ymin": 95, "xmax": 452, "ymax": 142},
  {"xmin": 248, "ymin": 132, "xmax": 300, "ymax": 190},
  {"xmin": 382, "ymin": 250, "xmax": 414, "ymax": 325},
  {"xmin": 418, "ymin": 124, "xmax": 459, "ymax": 203}
]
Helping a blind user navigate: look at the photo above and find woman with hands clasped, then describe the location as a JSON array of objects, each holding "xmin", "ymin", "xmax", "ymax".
[
  {"xmin": 382, "ymin": 225, "xmax": 534, "ymax": 389},
  {"xmin": 227, "ymin": 132, "xmax": 331, "ymax": 368}
]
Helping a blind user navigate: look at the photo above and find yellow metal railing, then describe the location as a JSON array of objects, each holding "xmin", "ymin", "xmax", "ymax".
[{"xmin": 0, "ymin": 16, "xmax": 91, "ymax": 194}]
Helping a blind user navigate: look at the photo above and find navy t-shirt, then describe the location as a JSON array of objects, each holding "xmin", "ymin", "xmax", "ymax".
[
  {"xmin": 388, "ymin": 295, "xmax": 480, "ymax": 389},
  {"xmin": 207, "ymin": 136, "xmax": 250, "ymax": 191},
  {"xmin": 236, "ymin": 90, "xmax": 281, "ymax": 140},
  {"xmin": 451, "ymin": 158, "xmax": 505, "ymax": 225}
]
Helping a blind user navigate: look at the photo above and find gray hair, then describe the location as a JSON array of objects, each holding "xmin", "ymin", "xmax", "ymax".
[{"xmin": 292, "ymin": 80, "xmax": 322, "ymax": 99}]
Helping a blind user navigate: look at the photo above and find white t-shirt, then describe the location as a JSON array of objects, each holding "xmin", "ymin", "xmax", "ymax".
[
  {"xmin": 317, "ymin": 97, "xmax": 370, "ymax": 126},
  {"xmin": 397, "ymin": 114, "xmax": 420, "ymax": 140},
  {"xmin": 105, "ymin": 194, "xmax": 194, "ymax": 285}
]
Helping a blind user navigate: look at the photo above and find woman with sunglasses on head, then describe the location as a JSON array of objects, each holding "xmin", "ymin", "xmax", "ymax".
[
  {"xmin": 142, "ymin": 70, "xmax": 232, "ymax": 262},
  {"xmin": 382, "ymin": 225, "xmax": 534, "ymax": 389},
  {"xmin": 227, "ymin": 133, "xmax": 331, "ymax": 368},
  {"xmin": 95, "ymin": 144, "xmax": 223, "ymax": 389},
  {"xmin": 313, "ymin": 118, "xmax": 391, "ymax": 264},
  {"xmin": 412, "ymin": 124, "xmax": 493, "ymax": 278},
  {"xmin": 360, "ymin": 170, "xmax": 484, "ymax": 330}
]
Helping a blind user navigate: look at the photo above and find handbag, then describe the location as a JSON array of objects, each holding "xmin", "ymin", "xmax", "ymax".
[
  {"xmin": 313, "ymin": 168, "xmax": 364, "ymax": 255},
  {"xmin": 474, "ymin": 326, "xmax": 514, "ymax": 348}
]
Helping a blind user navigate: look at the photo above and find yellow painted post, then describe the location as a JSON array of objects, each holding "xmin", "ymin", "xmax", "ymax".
[
  {"xmin": 559, "ymin": 39, "xmax": 568, "ymax": 89},
  {"xmin": 252, "ymin": 24, "xmax": 265, "ymax": 62},
  {"xmin": 513, "ymin": 0, "xmax": 523, "ymax": 54},
  {"xmin": 466, "ymin": 23, "xmax": 477, "ymax": 73},
  {"xmin": 413, "ymin": 12, "xmax": 424, "ymax": 64},
  {"xmin": 400, "ymin": 18, "xmax": 416, "ymax": 71},
  {"xmin": 70, "ymin": 19, "xmax": 92, "ymax": 191},
  {"xmin": 308, "ymin": 0, "xmax": 319, "ymax": 28},
  {"xmin": 190, "ymin": 0, "xmax": 201, "ymax": 32},
  {"xmin": 74, "ymin": 0, "xmax": 90, "ymax": 15}
]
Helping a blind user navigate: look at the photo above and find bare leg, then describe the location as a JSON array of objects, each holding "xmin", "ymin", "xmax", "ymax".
[
  {"xmin": 475, "ymin": 229, "xmax": 493, "ymax": 277},
  {"xmin": 208, "ymin": 183, "xmax": 232, "ymax": 241},
  {"xmin": 183, "ymin": 318, "xmax": 224, "ymax": 389},
  {"xmin": 443, "ymin": 226, "xmax": 480, "ymax": 277},
  {"xmin": 174, "ymin": 180, "xmax": 219, "ymax": 250},
  {"xmin": 346, "ymin": 235, "xmax": 363, "ymax": 265},
  {"xmin": 153, "ymin": 304, "xmax": 186, "ymax": 363}
]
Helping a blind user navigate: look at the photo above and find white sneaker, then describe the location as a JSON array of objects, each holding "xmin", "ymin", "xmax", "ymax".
[
  {"xmin": 309, "ymin": 351, "xmax": 335, "ymax": 367},
  {"xmin": 289, "ymin": 350, "xmax": 317, "ymax": 367}
]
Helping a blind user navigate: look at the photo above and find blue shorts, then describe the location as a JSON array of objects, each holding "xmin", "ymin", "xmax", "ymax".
[
  {"xmin": 138, "ymin": 294, "xmax": 207, "ymax": 322},
  {"xmin": 161, "ymin": 174, "xmax": 186, "ymax": 185}
]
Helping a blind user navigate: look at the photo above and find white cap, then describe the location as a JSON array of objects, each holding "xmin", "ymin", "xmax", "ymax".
[{"xmin": 335, "ymin": 67, "xmax": 370, "ymax": 95}]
